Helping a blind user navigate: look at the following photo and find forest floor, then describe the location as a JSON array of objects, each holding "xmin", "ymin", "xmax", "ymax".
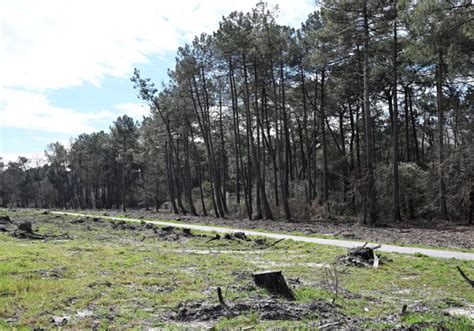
[
  {"xmin": 0, "ymin": 209, "xmax": 473, "ymax": 330},
  {"xmin": 83, "ymin": 208, "xmax": 474, "ymax": 250}
]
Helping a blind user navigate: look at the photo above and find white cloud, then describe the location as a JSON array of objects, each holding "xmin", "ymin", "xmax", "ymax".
[
  {"xmin": 0, "ymin": 0, "xmax": 316, "ymax": 149},
  {"xmin": 114, "ymin": 103, "xmax": 150, "ymax": 121},
  {"xmin": 0, "ymin": 0, "xmax": 179, "ymax": 90},
  {"xmin": 0, "ymin": 87, "xmax": 150, "ymax": 135},
  {"xmin": 0, "ymin": 0, "xmax": 314, "ymax": 90},
  {"xmin": 0, "ymin": 87, "xmax": 116, "ymax": 134}
]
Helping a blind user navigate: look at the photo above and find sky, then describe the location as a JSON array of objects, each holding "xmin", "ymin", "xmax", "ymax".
[{"xmin": 0, "ymin": 0, "xmax": 316, "ymax": 163}]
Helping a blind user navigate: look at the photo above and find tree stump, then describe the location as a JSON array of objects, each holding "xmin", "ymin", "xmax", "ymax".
[
  {"xmin": 18, "ymin": 221, "xmax": 33, "ymax": 234},
  {"xmin": 182, "ymin": 228, "xmax": 192, "ymax": 236},
  {"xmin": 252, "ymin": 270, "xmax": 295, "ymax": 300}
]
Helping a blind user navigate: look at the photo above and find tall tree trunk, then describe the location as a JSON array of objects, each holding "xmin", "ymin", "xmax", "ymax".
[
  {"xmin": 392, "ymin": 8, "xmax": 402, "ymax": 222},
  {"xmin": 252, "ymin": 58, "xmax": 274, "ymax": 220},
  {"xmin": 404, "ymin": 88, "xmax": 411, "ymax": 162},
  {"xmin": 339, "ymin": 108, "xmax": 348, "ymax": 201},
  {"xmin": 262, "ymin": 85, "xmax": 280, "ymax": 207},
  {"xmin": 229, "ymin": 59, "xmax": 241, "ymax": 206},
  {"xmin": 362, "ymin": 2, "xmax": 377, "ymax": 225},
  {"xmin": 190, "ymin": 74, "xmax": 225, "ymax": 218},
  {"xmin": 280, "ymin": 57, "xmax": 292, "ymax": 189},
  {"xmin": 183, "ymin": 133, "xmax": 198, "ymax": 216},
  {"xmin": 242, "ymin": 53, "xmax": 253, "ymax": 219},
  {"xmin": 172, "ymin": 140, "xmax": 187, "ymax": 215},
  {"xmin": 189, "ymin": 125, "xmax": 208, "ymax": 217},
  {"xmin": 218, "ymin": 95, "xmax": 228, "ymax": 212},
  {"xmin": 165, "ymin": 142, "xmax": 179, "ymax": 214},
  {"xmin": 320, "ymin": 67, "xmax": 329, "ymax": 204},
  {"xmin": 408, "ymin": 89, "xmax": 420, "ymax": 164},
  {"xmin": 121, "ymin": 135, "xmax": 127, "ymax": 212},
  {"xmin": 436, "ymin": 49, "xmax": 448, "ymax": 220},
  {"xmin": 271, "ymin": 59, "xmax": 291, "ymax": 221}
]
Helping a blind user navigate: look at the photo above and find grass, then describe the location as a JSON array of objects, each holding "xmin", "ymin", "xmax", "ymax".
[{"xmin": 0, "ymin": 209, "xmax": 473, "ymax": 329}]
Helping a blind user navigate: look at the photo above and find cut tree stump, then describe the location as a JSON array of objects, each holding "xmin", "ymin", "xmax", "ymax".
[
  {"xmin": 252, "ymin": 270, "xmax": 295, "ymax": 300},
  {"xmin": 0, "ymin": 216, "xmax": 11, "ymax": 224},
  {"xmin": 18, "ymin": 221, "xmax": 33, "ymax": 234}
]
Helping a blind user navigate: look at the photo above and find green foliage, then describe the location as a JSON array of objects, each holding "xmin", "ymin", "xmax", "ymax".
[{"xmin": 2, "ymin": 0, "xmax": 472, "ymax": 222}]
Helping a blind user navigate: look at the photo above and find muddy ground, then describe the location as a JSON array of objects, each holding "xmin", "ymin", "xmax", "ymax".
[{"xmin": 75, "ymin": 208, "xmax": 474, "ymax": 249}]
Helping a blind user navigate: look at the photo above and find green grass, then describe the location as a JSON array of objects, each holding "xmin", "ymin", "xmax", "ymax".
[{"xmin": 0, "ymin": 209, "xmax": 472, "ymax": 329}]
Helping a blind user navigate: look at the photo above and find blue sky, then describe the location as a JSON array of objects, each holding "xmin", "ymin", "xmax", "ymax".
[{"xmin": 0, "ymin": 0, "xmax": 315, "ymax": 163}]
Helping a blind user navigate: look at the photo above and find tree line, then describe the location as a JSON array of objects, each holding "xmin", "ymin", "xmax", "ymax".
[{"xmin": 1, "ymin": 0, "xmax": 472, "ymax": 225}]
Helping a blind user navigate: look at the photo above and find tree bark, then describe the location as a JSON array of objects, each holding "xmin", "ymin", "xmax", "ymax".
[
  {"xmin": 392, "ymin": 8, "xmax": 402, "ymax": 222},
  {"xmin": 362, "ymin": 2, "xmax": 377, "ymax": 225},
  {"xmin": 436, "ymin": 49, "xmax": 448, "ymax": 220}
]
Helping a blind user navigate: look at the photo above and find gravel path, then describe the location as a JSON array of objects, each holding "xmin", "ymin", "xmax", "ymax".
[{"xmin": 54, "ymin": 211, "xmax": 474, "ymax": 261}]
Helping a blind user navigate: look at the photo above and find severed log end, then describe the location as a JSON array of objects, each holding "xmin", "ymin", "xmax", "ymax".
[{"xmin": 252, "ymin": 270, "xmax": 295, "ymax": 300}]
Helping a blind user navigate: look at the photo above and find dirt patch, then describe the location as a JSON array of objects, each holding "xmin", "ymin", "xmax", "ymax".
[
  {"xmin": 166, "ymin": 295, "xmax": 434, "ymax": 329},
  {"xmin": 36, "ymin": 267, "xmax": 68, "ymax": 278},
  {"xmin": 168, "ymin": 296, "xmax": 336, "ymax": 322}
]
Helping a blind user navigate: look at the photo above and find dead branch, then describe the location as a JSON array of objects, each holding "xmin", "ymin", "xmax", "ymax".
[
  {"xmin": 264, "ymin": 238, "xmax": 285, "ymax": 249},
  {"xmin": 456, "ymin": 266, "xmax": 474, "ymax": 287},
  {"xmin": 206, "ymin": 234, "xmax": 221, "ymax": 243},
  {"xmin": 319, "ymin": 321, "xmax": 342, "ymax": 329}
]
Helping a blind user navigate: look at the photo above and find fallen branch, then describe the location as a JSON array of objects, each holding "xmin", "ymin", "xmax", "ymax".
[
  {"xmin": 456, "ymin": 266, "xmax": 474, "ymax": 287},
  {"xmin": 206, "ymin": 234, "xmax": 221, "ymax": 243},
  {"xmin": 43, "ymin": 233, "xmax": 72, "ymax": 241},
  {"xmin": 264, "ymin": 238, "xmax": 285, "ymax": 249},
  {"xmin": 318, "ymin": 321, "xmax": 341, "ymax": 329}
]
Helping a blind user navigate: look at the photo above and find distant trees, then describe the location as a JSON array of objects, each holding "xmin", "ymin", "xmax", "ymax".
[
  {"xmin": 110, "ymin": 115, "xmax": 140, "ymax": 211},
  {"xmin": 1, "ymin": 0, "xmax": 472, "ymax": 224}
]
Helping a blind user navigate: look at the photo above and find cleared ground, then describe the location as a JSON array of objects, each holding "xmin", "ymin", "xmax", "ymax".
[
  {"xmin": 71, "ymin": 209, "xmax": 474, "ymax": 250},
  {"xmin": 55, "ymin": 211, "xmax": 474, "ymax": 260},
  {"xmin": 0, "ymin": 209, "xmax": 473, "ymax": 329}
]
